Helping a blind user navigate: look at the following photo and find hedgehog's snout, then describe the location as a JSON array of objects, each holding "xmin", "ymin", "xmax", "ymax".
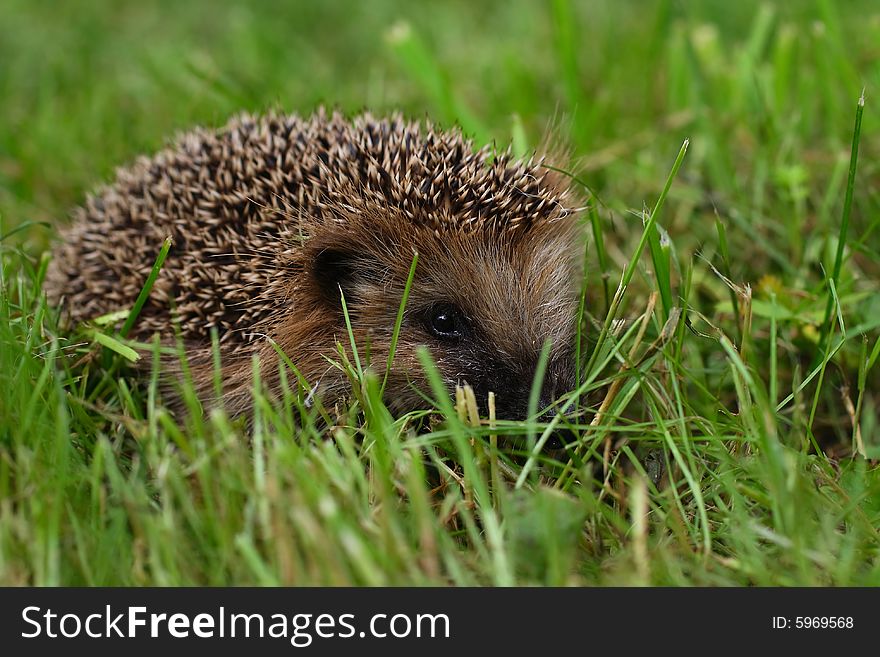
[
  {"xmin": 542, "ymin": 416, "xmax": 580, "ymax": 452},
  {"xmin": 472, "ymin": 351, "xmax": 579, "ymax": 451},
  {"xmin": 535, "ymin": 364, "xmax": 581, "ymax": 452}
]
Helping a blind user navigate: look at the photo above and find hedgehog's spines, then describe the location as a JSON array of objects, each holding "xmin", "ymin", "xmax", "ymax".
[{"xmin": 46, "ymin": 109, "xmax": 579, "ymax": 348}]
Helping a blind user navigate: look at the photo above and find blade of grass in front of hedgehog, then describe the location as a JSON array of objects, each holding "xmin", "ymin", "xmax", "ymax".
[
  {"xmin": 338, "ymin": 286, "xmax": 363, "ymax": 379},
  {"xmin": 115, "ymin": 378, "xmax": 141, "ymax": 422},
  {"xmin": 119, "ymin": 236, "xmax": 172, "ymax": 339},
  {"xmin": 526, "ymin": 338, "xmax": 552, "ymax": 448},
  {"xmin": 515, "ymin": 339, "xmax": 555, "ymax": 490},
  {"xmin": 267, "ymin": 337, "xmax": 317, "ymax": 401},
  {"xmin": 209, "ymin": 327, "xmax": 223, "ymax": 401},
  {"xmin": 382, "ymin": 249, "xmax": 418, "ymax": 397}
]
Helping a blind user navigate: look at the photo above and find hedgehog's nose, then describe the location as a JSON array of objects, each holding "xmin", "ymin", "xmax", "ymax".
[
  {"xmin": 541, "ymin": 415, "xmax": 579, "ymax": 452},
  {"xmin": 533, "ymin": 387, "xmax": 579, "ymax": 451},
  {"xmin": 534, "ymin": 372, "xmax": 579, "ymax": 451}
]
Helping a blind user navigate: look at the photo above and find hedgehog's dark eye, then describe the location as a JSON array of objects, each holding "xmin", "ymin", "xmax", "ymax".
[{"xmin": 426, "ymin": 304, "xmax": 466, "ymax": 341}]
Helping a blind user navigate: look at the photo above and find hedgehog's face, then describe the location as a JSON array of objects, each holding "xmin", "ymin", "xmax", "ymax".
[{"xmin": 308, "ymin": 212, "xmax": 583, "ymax": 434}]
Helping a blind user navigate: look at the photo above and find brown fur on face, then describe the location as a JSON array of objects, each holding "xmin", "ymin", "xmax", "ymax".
[{"xmin": 45, "ymin": 110, "xmax": 585, "ymax": 420}]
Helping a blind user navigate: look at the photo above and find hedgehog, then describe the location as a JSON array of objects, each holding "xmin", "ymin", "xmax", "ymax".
[{"xmin": 45, "ymin": 109, "xmax": 585, "ymax": 431}]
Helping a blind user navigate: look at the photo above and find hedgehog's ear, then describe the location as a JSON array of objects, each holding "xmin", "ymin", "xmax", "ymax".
[{"xmin": 313, "ymin": 247, "xmax": 359, "ymax": 309}]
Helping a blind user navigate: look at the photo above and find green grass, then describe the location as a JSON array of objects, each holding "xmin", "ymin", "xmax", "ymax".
[{"xmin": 2, "ymin": 0, "xmax": 880, "ymax": 585}]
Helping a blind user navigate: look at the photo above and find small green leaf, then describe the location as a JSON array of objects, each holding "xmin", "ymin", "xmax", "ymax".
[{"xmin": 91, "ymin": 331, "xmax": 140, "ymax": 362}]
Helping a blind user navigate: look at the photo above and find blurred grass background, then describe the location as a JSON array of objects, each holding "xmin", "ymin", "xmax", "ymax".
[
  {"xmin": 3, "ymin": 0, "xmax": 877, "ymax": 237},
  {"xmin": 2, "ymin": 0, "xmax": 880, "ymax": 585}
]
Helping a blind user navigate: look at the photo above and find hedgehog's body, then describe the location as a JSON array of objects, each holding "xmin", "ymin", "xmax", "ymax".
[{"xmin": 47, "ymin": 110, "xmax": 583, "ymax": 421}]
